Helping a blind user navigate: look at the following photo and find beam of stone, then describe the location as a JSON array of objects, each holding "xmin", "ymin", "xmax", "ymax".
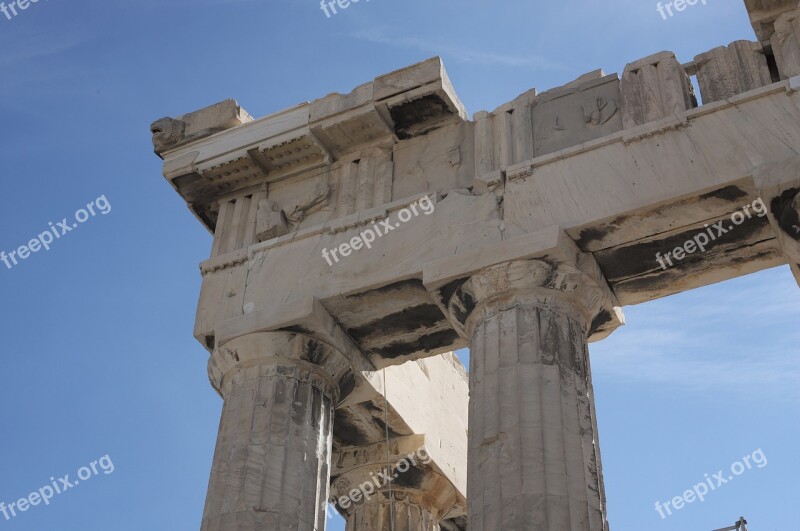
[
  {"xmin": 330, "ymin": 352, "xmax": 469, "ymax": 529},
  {"xmin": 349, "ymin": 353, "xmax": 469, "ymax": 514},
  {"xmin": 158, "ymin": 66, "xmax": 800, "ymax": 364},
  {"xmin": 201, "ymin": 332, "xmax": 351, "ymax": 531},
  {"xmin": 425, "ymin": 229, "xmax": 621, "ymax": 531},
  {"xmin": 694, "ymin": 41, "xmax": 774, "ymax": 104},
  {"xmin": 331, "ymin": 435, "xmax": 459, "ymax": 531}
]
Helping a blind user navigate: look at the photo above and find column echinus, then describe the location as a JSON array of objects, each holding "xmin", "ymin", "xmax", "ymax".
[
  {"xmin": 201, "ymin": 331, "xmax": 351, "ymax": 531},
  {"xmin": 425, "ymin": 229, "xmax": 624, "ymax": 531},
  {"xmin": 331, "ymin": 436, "xmax": 458, "ymax": 531}
]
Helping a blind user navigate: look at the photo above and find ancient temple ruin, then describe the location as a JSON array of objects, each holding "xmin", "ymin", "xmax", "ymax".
[{"xmin": 151, "ymin": 1, "xmax": 800, "ymax": 528}]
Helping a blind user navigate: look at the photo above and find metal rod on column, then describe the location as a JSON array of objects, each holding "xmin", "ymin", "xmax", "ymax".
[{"xmin": 382, "ymin": 369, "xmax": 396, "ymax": 531}]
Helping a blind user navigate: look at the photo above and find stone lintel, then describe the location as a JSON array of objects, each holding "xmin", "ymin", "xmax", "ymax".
[
  {"xmin": 356, "ymin": 352, "xmax": 468, "ymax": 500},
  {"xmin": 423, "ymin": 226, "xmax": 624, "ymax": 342},
  {"xmin": 423, "ymin": 226, "xmax": 572, "ymax": 290}
]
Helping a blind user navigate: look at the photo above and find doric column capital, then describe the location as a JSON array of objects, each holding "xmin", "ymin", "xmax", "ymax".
[
  {"xmin": 775, "ymin": 187, "xmax": 800, "ymax": 239},
  {"xmin": 208, "ymin": 331, "xmax": 349, "ymax": 401},
  {"xmin": 424, "ymin": 227, "xmax": 624, "ymax": 342},
  {"xmin": 754, "ymin": 158, "xmax": 800, "ymax": 286},
  {"xmin": 330, "ymin": 435, "xmax": 460, "ymax": 524},
  {"xmin": 446, "ymin": 259, "xmax": 622, "ymax": 340}
]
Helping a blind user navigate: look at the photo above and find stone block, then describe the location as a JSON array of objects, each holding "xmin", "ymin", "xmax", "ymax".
[
  {"xmin": 773, "ymin": 8, "xmax": 800, "ymax": 78},
  {"xmin": 744, "ymin": 0, "xmax": 800, "ymax": 41},
  {"xmin": 255, "ymin": 198, "xmax": 289, "ymax": 242},
  {"xmin": 151, "ymin": 99, "xmax": 252, "ymax": 156},
  {"xmin": 473, "ymin": 169, "xmax": 504, "ymax": 195},
  {"xmin": 620, "ymin": 51, "xmax": 696, "ymax": 128},
  {"xmin": 375, "ymin": 57, "xmax": 468, "ymax": 139},
  {"xmin": 532, "ymin": 70, "xmax": 622, "ymax": 157},
  {"xmin": 309, "ymin": 82, "xmax": 395, "ymax": 158},
  {"xmin": 694, "ymin": 41, "xmax": 772, "ymax": 103}
]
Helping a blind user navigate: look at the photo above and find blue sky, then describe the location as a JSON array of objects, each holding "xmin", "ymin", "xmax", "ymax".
[{"xmin": 0, "ymin": 0, "xmax": 797, "ymax": 530}]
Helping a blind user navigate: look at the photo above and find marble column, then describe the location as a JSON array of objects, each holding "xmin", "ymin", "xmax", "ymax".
[
  {"xmin": 445, "ymin": 260, "xmax": 616, "ymax": 531},
  {"xmin": 201, "ymin": 331, "xmax": 351, "ymax": 531}
]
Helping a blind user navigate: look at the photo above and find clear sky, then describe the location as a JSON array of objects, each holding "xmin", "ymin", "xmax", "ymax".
[{"xmin": 0, "ymin": 0, "xmax": 797, "ymax": 530}]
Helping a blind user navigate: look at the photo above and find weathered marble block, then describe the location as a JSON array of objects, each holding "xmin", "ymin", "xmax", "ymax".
[
  {"xmin": 533, "ymin": 70, "xmax": 622, "ymax": 157},
  {"xmin": 773, "ymin": 8, "xmax": 800, "ymax": 78},
  {"xmin": 151, "ymin": 99, "xmax": 252, "ymax": 156},
  {"xmin": 745, "ymin": 0, "xmax": 800, "ymax": 42},
  {"xmin": 694, "ymin": 41, "xmax": 773, "ymax": 104},
  {"xmin": 620, "ymin": 51, "xmax": 696, "ymax": 129}
]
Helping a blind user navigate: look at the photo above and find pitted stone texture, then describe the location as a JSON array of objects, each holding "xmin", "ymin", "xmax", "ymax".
[
  {"xmin": 448, "ymin": 261, "xmax": 609, "ymax": 531},
  {"xmin": 773, "ymin": 9, "xmax": 800, "ymax": 78},
  {"xmin": 694, "ymin": 41, "xmax": 773, "ymax": 104},
  {"xmin": 620, "ymin": 51, "xmax": 697, "ymax": 128}
]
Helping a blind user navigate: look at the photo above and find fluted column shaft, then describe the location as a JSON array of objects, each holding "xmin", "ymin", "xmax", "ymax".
[
  {"xmin": 345, "ymin": 495, "xmax": 440, "ymax": 531},
  {"xmin": 446, "ymin": 260, "xmax": 614, "ymax": 531},
  {"xmin": 201, "ymin": 332, "xmax": 347, "ymax": 531},
  {"xmin": 469, "ymin": 302, "xmax": 605, "ymax": 530}
]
